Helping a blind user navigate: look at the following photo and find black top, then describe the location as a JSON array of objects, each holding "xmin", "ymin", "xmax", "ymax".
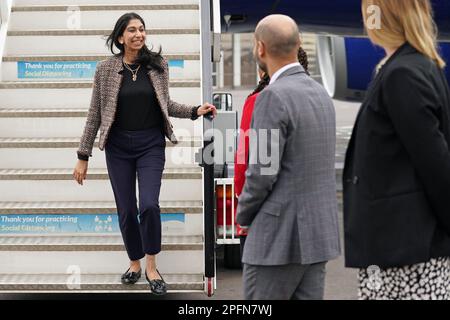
[
  {"xmin": 114, "ymin": 61, "xmax": 164, "ymax": 131},
  {"xmin": 343, "ymin": 42, "xmax": 450, "ymax": 268}
]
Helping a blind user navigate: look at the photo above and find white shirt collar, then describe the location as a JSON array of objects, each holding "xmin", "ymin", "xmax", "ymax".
[{"xmin": 269, "ymin": 62, "xmax": 301, "ymax": 85}]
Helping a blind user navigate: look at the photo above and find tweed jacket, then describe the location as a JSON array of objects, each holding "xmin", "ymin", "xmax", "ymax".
[{"xmin": 77, "ymin": 55, "xmax": 197, "ymax": 158}]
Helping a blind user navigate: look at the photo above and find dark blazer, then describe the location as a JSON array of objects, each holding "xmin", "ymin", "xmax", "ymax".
[{"xmin": 344, "ymin": 42, "xmax": 450, "ymax": 269}]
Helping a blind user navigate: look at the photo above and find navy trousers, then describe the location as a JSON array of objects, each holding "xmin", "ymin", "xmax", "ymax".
[{"xmin": 105, "ymin": 124, "xmax": 166, "ymax": 261}]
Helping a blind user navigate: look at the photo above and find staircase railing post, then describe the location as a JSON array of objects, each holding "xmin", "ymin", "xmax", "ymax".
[{"xmin": 199, "ymin": 0, "xmax": 217, "ymax": 296}]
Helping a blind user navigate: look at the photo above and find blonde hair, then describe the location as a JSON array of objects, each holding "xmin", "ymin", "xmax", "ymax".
[{"xmin": 362, "ymin": 0, "xmax": 446, "ymax": 68}]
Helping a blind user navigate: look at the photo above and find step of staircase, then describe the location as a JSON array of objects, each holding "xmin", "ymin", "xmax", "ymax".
[
  {"xmin": 1, "ymin": 59, "xmax": 201, "ymax": 81},
  {"xmin": 2, "ymin": 53, "xmax": 200, "ymax": 62},
  {"xmin": 0, "ymin": 177, "xmax": 203, "ymax": 202},
  {"xmin": 13, "ymin": 0, "xmax": 199, "ymax": 5},
  {"xmin": 0, "ymin": 200, "xmax": 203, "ymax": 214},
  {"xmin": 0, "ymin": 87, "xmax": 200, "ymax": 108},
  {"xmin": 0, "ymin": 139, "xmax": 201, "ymax": 169},
  {"xmin": 0, "ymin": 108, "xmax": 88, "ymax": 117},
  {"xmin": 0, "ymin": 234, "xmax": 203, "ymax": 251},
  {"xmin": 0, "ymin": 137, "xmax": 201, "ymax": 148},
  {"xmin": 0, "ymin": 249, "xmax": 203, "ymax": 273},
  {"xmin": 0, "ymin": 167, "xmax": 204, "ymax": 202},
  {"xmin": 11, "ymin": 4, "xmax": 199, "ymax": 11},
  {"xmin": 0, "ymin": 111, "xmax": 200, "ymax": 137},
  {"xmin": 9, "ymin": 5, "xmax": 199, "ymax": 31},
  {"xmin": 0, "ymin": 200, "xmax": 203, "ymax": 236},
  {"xmin": 5, "ymin": 33, "xmax": 200, "ymax": 55},
  {"xmin": 0, "ymin": 79, "xmax": 200, "ymax": 89},
  {"xmin": 8, "ymin": 29, "xmax": 200, "ymax": 36},
  {"xmin": 1, "ymin": 54, "xmax": 201, "ymax": 84},
  {"xmin": 0, "ymin": 167, "xmax": 202, "ymax": 180},
  {"xmin": 0, "ymin": 273, "xmax": 204, "ymax": 292}
]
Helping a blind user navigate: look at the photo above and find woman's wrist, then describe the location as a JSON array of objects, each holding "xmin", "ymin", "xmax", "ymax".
[
  {"xmin": 77, "ymin": 152, "xmax": 89, "ymax": 161},
  {"xmin": 190, "ymin": 105, "xmax": 201, "ymax": 120}
]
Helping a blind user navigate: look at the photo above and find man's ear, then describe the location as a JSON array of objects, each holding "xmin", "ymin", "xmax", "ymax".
[{"xmin": 257, "ymin": 40, "xmax": 265, "ymax": 57}]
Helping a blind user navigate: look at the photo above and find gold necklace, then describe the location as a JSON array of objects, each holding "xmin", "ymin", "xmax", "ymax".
[{"xmin": 123, "ymin": 60, "xmax": 141, "ymax": 82}]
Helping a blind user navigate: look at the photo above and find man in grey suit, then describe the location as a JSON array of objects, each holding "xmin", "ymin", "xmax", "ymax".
[{"xmin": 236, "ymin": 14, "xmax": 341, "ymax": 300}]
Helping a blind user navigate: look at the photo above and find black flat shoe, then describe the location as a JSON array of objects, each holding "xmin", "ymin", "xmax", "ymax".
[
  {"xmin": 145, "ymin": 269, "xmax": 167, "ymax": 295},
  {"xmin": 121, "ymin": 268, "xmax": 141, "ymax": 285}
]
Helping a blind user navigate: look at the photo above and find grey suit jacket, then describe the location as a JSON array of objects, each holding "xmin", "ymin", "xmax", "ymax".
[{"xmin": 236, "ymin": 65, "xmax": 341, "ymax": 266}]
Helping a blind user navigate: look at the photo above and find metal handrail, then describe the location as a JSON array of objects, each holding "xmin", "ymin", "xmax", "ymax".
[
  {"xmin": 0, "ymin": 0, "xmax": 12, "ymax": 33},
  {"xmin": 0, "ymin": 0, "xmax": 13, "ymax": 78},
  {"xmin": 200, "ymin": 0, "xmax": 216, "ymax": 297}
]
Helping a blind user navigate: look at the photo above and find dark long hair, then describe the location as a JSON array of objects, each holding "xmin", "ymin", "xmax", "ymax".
[
  {"xmin": 106, "ymin": 12, "xmax": 164, "ymax": 72},
  {"xmin": 297, "ymin": 47, "xmax": 310, "ymax": 76},
  {"xmin": 249, "ymin": 47, "xmax": 310, "ymax": 97},
  {"xmin": 249, "ymin": 73, "xmax": 270, "ymax": 97}
]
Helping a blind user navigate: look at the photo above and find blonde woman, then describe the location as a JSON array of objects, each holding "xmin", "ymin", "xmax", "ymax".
[{"xmin": 343, "ymin": 0, "xmax": 450, "ymax": 300}]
